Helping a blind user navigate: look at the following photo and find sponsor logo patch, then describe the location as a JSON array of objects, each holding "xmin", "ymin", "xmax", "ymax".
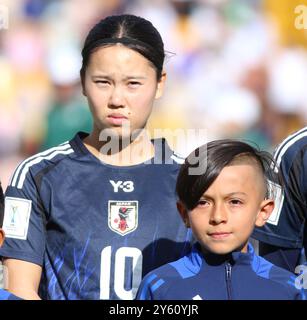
[
  {"xmin": 109, "ymin": 180, "xmax": 134, "ymax": 193},
  {"xmin": 108, "ymin": 201, "xmax": 138, "ymax": 236},
  {"xmin": 3, "ymin": 197, "xmax": 32, "ymax": 240}
]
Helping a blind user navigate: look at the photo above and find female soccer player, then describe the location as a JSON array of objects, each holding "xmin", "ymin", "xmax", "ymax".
[{"xmin": 0, "ymin": 14, "xmax": 192, "ymax": 300}]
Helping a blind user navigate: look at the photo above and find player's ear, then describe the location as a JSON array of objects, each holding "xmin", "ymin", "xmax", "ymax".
[
  {"xmin": 177, "ymin": 201, "xmax": 190, "ymax": 228},
  {"xmin": 155, "ymin": 71, "xmax": 166, "ymax": 100},
  {"xmin": 80, "ymin": 73, "xmax": 87, "ymax": 97},
  {"xmin": 255, "ymin": 199, "xmax": 274, "ymax": 227},
  {"xmin": 0, "ymin": 229, "xmax": 5, "ymax": 247}
]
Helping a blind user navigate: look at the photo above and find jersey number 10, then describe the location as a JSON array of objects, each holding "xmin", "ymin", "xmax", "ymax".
[{"xmin": 100, "ymin": 246, "xmax": 143, "ymax": 300}]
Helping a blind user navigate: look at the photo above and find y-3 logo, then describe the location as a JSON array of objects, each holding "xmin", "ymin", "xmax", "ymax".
[{"xmin": 110, "ymin": 180, "xmax": 134, "ymax": 193}]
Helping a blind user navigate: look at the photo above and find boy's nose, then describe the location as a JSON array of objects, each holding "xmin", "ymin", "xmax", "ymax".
[{"xmin": 209, "ymin": 203, "xmax": 228, "ymax": 225}]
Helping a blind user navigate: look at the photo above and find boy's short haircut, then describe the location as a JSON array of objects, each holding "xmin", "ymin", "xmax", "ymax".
[
  {"xmin": 176, "ymin": 139, "xmax": 280, "ymax": 210},
  {"xmin": 0, "ymin": 182, "xmax": 4, "ymax": 227}
]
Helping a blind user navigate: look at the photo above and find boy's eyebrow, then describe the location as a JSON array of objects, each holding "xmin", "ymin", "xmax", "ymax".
[
  {"xmin": 225, "ymin": 192, "xmax": 247, "ymax": 197},
  {"xmin": 201, "ymin": 192, "xmax": 247, "ymax": 199}
]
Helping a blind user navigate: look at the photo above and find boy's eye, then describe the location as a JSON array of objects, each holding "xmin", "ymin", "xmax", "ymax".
[
  {"xmin": 128, "ymin": 81, "xmax": 141, "ymax": 87},
  {"xmin": 229, "ymin": 199, "xmax": 243, "ymax": 206},
  {"xmin": 197, "ymin": 199, "xmax": 210, "ymax": 207}
]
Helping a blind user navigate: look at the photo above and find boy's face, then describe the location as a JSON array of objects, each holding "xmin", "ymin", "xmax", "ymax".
[{"xmin": 178, "ymin": 164, "xmax": 274, "ymax": 255}]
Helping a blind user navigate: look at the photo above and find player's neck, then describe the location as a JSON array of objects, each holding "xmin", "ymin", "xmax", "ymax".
[{"xmin": 83, "ymin": 129, "xmax": 155, "ymax": 166}]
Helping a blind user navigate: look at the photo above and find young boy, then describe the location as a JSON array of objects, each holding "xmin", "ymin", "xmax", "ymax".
[
  {"xmin": 0, "ymin": 182, "xmax": 21, "ymax": 300},
  {"xmin": 137, "ymin": 140, "xmax": 305, "ymax": 300}
]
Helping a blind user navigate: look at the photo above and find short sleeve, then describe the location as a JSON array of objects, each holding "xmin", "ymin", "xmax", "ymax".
[{"xmin": 0, "ymin": 169, "xmax": 46, "ymax": 266}]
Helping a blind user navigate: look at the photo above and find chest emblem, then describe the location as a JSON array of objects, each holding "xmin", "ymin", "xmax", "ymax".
[{"xmin": 108, "ymin": 201, "xmax": 138, "ymax": 236}]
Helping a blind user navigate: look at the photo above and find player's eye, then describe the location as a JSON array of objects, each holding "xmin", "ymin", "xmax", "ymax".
[
  {"xmin": 94, "ymin": 80, "xmax": 110, "ymax": 86},
  {"xmin": 128, "ymin": 81, "xmax": 142, "ymax": 88}
]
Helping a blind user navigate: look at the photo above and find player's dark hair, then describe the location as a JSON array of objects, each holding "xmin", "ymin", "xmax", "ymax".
[
  {"xmin": 176, "ymin": 139, "xmax": 280, "ymax": 210},
  {"xmin": 80, "ymin": 14, "xmax": 165, "ymax": 82},
  {"xmin": 0, "ymin": 182, "xmax": 4, "ymax": 227}
]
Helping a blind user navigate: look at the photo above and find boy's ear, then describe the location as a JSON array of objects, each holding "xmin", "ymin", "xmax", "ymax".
[
  {"xmin": 255, "ymin": 199, "xmax": 275, "ymax": 227},
  {"xmin": 155, "ymin": 71, "xmax": 167, "ymax": 100},
  {"xmin": 0, "ymin": 229, "xmax": 5, "ymax": 247},
  {"xmin": 177, "ymin": 201, "xmax": 190, "ymax": 228}
]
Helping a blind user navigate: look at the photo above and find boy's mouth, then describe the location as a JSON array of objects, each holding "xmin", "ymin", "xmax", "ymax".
[{"xmin": 208, "ymin": 232, "xmax": 232, "ymax": 240}]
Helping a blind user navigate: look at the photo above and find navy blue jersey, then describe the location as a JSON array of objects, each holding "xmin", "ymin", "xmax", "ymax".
[
  {"xmin": 137, "ymin": 243, "xmax": 305, "ymax": 300},
  {"xmin": 0, "ymin": 132, "xmax": 192, "ymax": 300},
  {"xmin": 0, "ymin": 289, "xmax": 21, "ymax": 300},
  {"xmin": 253, "ymin": 127, "xmax": 307, "ymax": 252}
]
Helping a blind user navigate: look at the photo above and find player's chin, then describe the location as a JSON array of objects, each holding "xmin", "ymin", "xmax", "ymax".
[{"xmin": 99, "ymin": 125, "xmax": 131, "ymax": 138}]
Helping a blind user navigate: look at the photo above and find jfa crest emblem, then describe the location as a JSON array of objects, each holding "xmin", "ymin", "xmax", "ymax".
[{"xmin": 108, "ymin": 201, "xmax": 138, "ymax": 236}]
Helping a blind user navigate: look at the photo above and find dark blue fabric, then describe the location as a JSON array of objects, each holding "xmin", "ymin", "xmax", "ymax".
[
  {"xmin": 137, "ymin": 243, "xmax": 305, "ymax": 300},
  {"xmin": 0, "ymin": 132, "xmax": 192, "ymax": 300},
  {"xmin": 253, "ymin": 128, "xmax": 307, "ymax": 272},
  {"xmin": 253, "ymin": 128, "xmax": 307, "ymax": 249}
]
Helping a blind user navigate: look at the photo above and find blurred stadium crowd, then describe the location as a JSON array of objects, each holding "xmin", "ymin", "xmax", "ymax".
[{"xmin": 0, "ymin": 0, "xmax": 306, "ymax": 188}]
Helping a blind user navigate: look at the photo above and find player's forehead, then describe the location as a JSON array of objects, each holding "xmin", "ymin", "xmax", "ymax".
[{"xmin": 87, "ymin": 45, "xmax": 154, "ymax": 71}]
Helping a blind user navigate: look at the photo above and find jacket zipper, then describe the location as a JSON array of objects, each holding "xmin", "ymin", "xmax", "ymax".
[{"xmin": 225, "ymin": 262, "xmax": 232, "ymax": 300}]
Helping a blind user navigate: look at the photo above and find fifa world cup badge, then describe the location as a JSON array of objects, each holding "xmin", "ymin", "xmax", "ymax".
[{"xmin": 2, "ymin": 197, "xmax": 32, "ymax": 240}]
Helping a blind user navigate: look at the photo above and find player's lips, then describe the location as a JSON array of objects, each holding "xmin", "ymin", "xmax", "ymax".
[
  {"xmin": 107, "ymin": 113, "xmax": 128, "ymax": 125},
  {"xmin": 208, "ymin": 232, "xmax": 232, "ymax": 240}
]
